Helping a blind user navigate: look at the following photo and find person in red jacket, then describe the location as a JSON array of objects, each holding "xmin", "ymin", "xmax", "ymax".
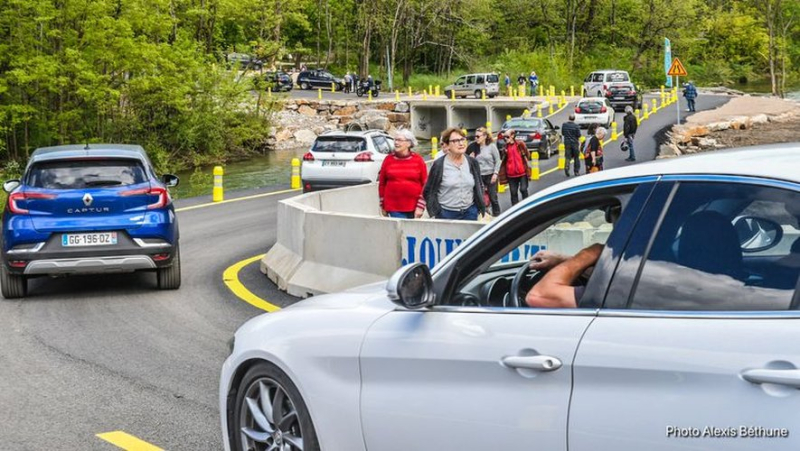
[
  {"xmin": 498, "ymin": 129, "xmax": 531, "ymax": 206},
  {"xmin": 379, "ymin": 129, "xmax": 428, "ymax": 218}
]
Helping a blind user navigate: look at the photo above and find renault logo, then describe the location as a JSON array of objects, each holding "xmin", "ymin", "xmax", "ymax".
[{"xmin": 82, "ymin": 193, "xmax": 93, "ymax": 206}]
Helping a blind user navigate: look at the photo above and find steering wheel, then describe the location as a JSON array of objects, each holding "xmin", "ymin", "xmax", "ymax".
[{"xmin": 509, "ymin": 264, "xmax": 543, "ymax": 308}]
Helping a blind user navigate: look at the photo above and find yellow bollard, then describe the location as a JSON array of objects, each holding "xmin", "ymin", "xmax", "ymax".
[
  {"xmin": 395, "ymin": 90, "xmax": 400, "ymax": 101},
  {"xmin": 498, "ymin": 183, "xmax": 507, "ymax": 193},
  {"xmin": 537, "ymin": 104, "xmax": 543, "ymax": 118},
  {"xmin": 570, "ymin": 85, "xmax": 575, "ymax": 97},
  {"xmin": 213, "ymin": 166, "xmax": 224, "ymax": 202},
  {"xmin": 506, "ymin": 114, "xmax": 512, "ymax": 121},
  {"xmin": 548, "ymin": 101, "xmax": 554, "ymax": 115},
  {"xmin": 431, "ymin": 137, "xmax": 438, "ymax": 159},
  {"xmin": 482, "ymin": 89, "xmax": 486, "ymax": 100},
  {"xmin": 508, "ymin": 86, "xmax": 513, "ymax": 97},
  {"xmin": 578, "ymin": 136, "xmax": 586, "ymax": 163},
  {"xmin": 331, "ymin": 82, "xmax": 335, "ymax": 92},
  {"xmin": 557, "ymin": 143, "xmax": 566, "ymax": 170},
  {"xmin": 408, "ymin": 86, "xmax": 412, "ymax": 97},
  {"xmin": 462, "ymin": 128, "xmax": 467, "ymax": 137},
  {"xmin": 422, "ymin": 89, "xmax": 427, "ymax": 101},
  {"xmin": 643, "ymin": 103, "xmax": 650, "ymax": 120},
  {"xmin": 635, "ymin": 109, "xmax": 641, "ymax": 125},
  {"xmin": 290, "ymin": 159, "xmax": 301, "ymax": 190},
  {"xmin": 317, "ymin": 88, "xmax": 322, "ymax": 100},
  {"xmin": 530, "ymin": 152, "xmax": 540, "ymax": 181},
  {"xmin": 581, "ymin": 86, "xmax": 586, "ymax": 97},
  {"xmin": 550, "ymin": 86, "xmax": 555, "ymax": 97},
  {"xmin": 429, "ymin": 85, "xmax": 433, "ymax": 96},
  {"xmin": 652, "ymin": 98, "xmax": 658, "ymax": 113},
  {"xmin": 523, "ymin": 109, "xmax": 530, "ymax": 118},
  {"xmin": 435, "ymin": 86, "xmax": 440, "ymax": 97},
  {"xmin": 451, "ymin": 89, "xmax": 456, "ymax": 101},
  {"xmin": 611, "ymin": 121, "xmax": 618, "ymax": 140},
  {"xmin": 539, "ymin": 85, "xmax": 543, "ymax": 97},
  {"xmin": 486, "ymin": 121, "xmax": 492, "ymax": 134},
  {"xmin": 369, "ymin": 89, "xmax": 373, "ymax": 101}
]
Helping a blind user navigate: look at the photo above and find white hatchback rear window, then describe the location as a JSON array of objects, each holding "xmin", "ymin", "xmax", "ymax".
[{"xmin": 312, "ymin": 137, "xmax": 367, "ymax": 153}]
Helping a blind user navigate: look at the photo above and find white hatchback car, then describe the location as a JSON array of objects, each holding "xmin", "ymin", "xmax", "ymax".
[
  {"xmin": 301, "ymin": 130, "xmax": 394, "ymax": 192},
  {"xmin": 574, "ymin": 97, "xmax": 615, "ymax": 128},
  {"xmin": 222, "ymin": 145, "xmax": 800, "ymax": 451}
]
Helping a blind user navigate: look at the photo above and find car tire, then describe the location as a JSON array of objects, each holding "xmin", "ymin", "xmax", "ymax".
[
  {"xmin": 232, "ymin": 361, "xmax": 321, "ymax": 451},
  {"xmin": 1, "ymin": 265, "xmax": 27, "ymax": 299},
  {"xmin": 300, "ymin": 82, "xmax": 310, "ymax": 90},
  {"xmin": 474, "ymin": 90, "xmax": 482, "ymax": 99},
  {"xmin": 157, "ymin": 243, "xmax": 181, "ymax": 290}
]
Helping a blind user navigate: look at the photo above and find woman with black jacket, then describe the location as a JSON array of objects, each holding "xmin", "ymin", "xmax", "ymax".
[{"xmin": 422, "ymin": 127, "xmax": 486, "ymax": 220}]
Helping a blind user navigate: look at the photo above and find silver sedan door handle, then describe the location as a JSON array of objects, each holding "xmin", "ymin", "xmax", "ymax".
[
  {"xmin": 741, "ymin": 369, "xmax": 800, "ymax": 388},
  {"xmin": 501, "ymin": 355, "xmax": 562, "ymax": 372}
]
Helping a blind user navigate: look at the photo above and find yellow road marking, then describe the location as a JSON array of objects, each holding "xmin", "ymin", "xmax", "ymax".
[
  {"xmin": 176, "ymin": 188, "xmax": 300, "ymax": 213},
  {"xmin": 96, "ymin": 431, "xmax": 163, "ymax": 451},
  {"xmin": 223, "ymin": 254, "xmax": 281, "ymax": 312}
]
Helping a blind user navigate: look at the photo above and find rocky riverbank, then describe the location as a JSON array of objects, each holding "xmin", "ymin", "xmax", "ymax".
[
  {"xmin": 659, "ymin": 94, "xmax": 800, "ymax": 157},
  {"xmin": 271, "ymin": 100, "xmax": 410, "ymax": 150}
]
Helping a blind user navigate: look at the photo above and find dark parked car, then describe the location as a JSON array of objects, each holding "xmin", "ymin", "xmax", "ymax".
[
  {"xmin": 226, "ymin": 53, "xmax": 263, "ymax": 71},
  {"xmin": 497, "ymin": 117, "xmax": 561, "ymax": 159},
  {"xmin": 263, "ymin": 71, "xmax": 293, "ymax": 92},
  {"xmin": 605, "ymin": 83, "xmax": 642, "ymax": 111},
  {"xmin": 297, "ymin": 70, "xmax": 344, "ymax": 91}
]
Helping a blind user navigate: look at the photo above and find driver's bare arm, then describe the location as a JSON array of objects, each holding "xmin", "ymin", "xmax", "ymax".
[
  {"xmin": 528, "ymin": 250, "xmax": 569, "ymax": 271},
  {"xmin": 525, "ymin": 243, "xmax": 604, "ymax": 308}
]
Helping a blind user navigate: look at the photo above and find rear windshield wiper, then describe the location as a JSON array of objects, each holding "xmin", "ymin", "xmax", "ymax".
[{"xmin": 84, "ymin": 180, "xmax": 123, "ymax": 187}]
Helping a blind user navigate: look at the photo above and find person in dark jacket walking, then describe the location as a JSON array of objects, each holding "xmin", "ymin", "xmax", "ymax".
[
  {"xmin": 683, "ymin": 81, "xmax": 698, "ymax": 112},
  {"xmin": 423, "ymin": 128, "xmax": 486, "ymax": 220},
  {"xmin": 561, "ymin": 114, "xmax": 582, "ymax": 176},
  {"xmin": 622, "ymin": 106, "xmax": 638, "ymax": 161}
]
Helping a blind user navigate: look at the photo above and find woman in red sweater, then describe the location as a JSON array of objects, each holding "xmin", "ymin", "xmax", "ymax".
[{"xmin": 379, "ymin": 129, "xmax": 428, "ymax": 218}]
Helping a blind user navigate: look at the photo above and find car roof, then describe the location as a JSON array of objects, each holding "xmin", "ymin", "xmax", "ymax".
[
  {"xmin": 317, "ymin": 130, "xmax": 390, "ymax": 138},
  {"xmin": 526, "ymin": 144, "xmax": 800, "ymax": 205},
  {"xmin": 29, "ymin": 144, "xmax": 149, "ymax": 165},
  {"xmin": 591, "ymin": 69, "xmax": 629, "ymax": 74},
  {"xmin": 578, "ymin": 97, "xmax": 607, "ymax": 102}
]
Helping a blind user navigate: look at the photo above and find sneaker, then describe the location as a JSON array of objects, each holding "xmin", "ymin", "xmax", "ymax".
[
  {"xmin": 625, "ymin": 157, "xmax": 636, "ymax": 162},
  {"xmin": 564, "ymin": 171, "xmax": 570, "ymax": 177}
]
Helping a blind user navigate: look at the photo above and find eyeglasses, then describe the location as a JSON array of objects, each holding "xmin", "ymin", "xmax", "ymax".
[
  {"xmin": 395, "ymin": 138, "xmax": 410, "ymax": 142},
  {"xmin": 448, "ymin": 138, "xmax": 467, "ymax": 144},
  {"xmin": 475, "ymin": 134, "xmax": 484, "ymax": 138}
]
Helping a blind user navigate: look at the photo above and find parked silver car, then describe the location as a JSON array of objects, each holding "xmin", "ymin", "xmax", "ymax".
[
  {"xmin": 221, "ymin": 144, "xmax": 800, "ymax": 451},
  {"xmin": 444, "ymin": 73, "xmax": 500, "ymax": 99}
]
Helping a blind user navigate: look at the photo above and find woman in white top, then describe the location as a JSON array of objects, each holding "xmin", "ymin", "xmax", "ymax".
[{"xmin": 471, "ymin": 127, "xmax": 502, "ymax": 216}]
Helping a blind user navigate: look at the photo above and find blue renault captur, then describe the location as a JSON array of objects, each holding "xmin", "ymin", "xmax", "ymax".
[{"xmin": 1, "ymin": 144, "xmax": 181, "ymax": 298}]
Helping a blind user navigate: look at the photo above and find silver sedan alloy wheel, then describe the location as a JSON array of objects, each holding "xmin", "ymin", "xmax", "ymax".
[{"xmin": 240, "ymin": 377, "xmax": 305, "ymax": 451}]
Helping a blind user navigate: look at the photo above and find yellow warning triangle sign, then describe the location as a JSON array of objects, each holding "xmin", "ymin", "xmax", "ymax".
[{"xmin": 667, "ymin": 58, "xmax": 688, "ymax": 77}]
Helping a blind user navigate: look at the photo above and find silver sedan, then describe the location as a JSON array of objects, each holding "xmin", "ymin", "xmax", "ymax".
[{"xmin": 221, "ymin": 144, "xmax": 800, "ymax": 451}]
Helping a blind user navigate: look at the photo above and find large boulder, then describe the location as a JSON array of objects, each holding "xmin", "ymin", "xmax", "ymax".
[
  {"xmin": 298, "ymin": 105, "xmax": 317, "ymax": 117},
  {"xmin": 365, "ymin": 115, "xmax": 390, "ymax": 130},
  {"xmin": 394, "ymin": 102, "xmax": 410, "ymax": 113},
  {"xmin": 334, "ymin": 106, "xmax": 358, "ymax": 116},
  {"xmin": 294, "ymin": 129, "xmax": 317, "ymax": 144},
  {"xmin": 275, "ymin": 129, "xmax": 294, "ymax": 142}
]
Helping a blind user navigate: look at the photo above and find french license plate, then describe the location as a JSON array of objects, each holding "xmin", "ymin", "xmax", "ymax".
[
  {"xmin": 584, "ymin": 116, "xmax": 597, "ymax": 120},
  {"xmin": 614, "ymin": 96, "xmax": 625, "ymax": 100},
  {"xmin": 62, "ymin": 232, "xmax": 118, "ymax": 247},
  {"xmin": 322, "ymin": 160, "xmax": 346, "ymax": 167}
]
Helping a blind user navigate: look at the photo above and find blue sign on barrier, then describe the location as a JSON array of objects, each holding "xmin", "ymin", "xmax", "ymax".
[{"xmin": 401, "ymin": 235, "xmax": 545, "ymax": 269}]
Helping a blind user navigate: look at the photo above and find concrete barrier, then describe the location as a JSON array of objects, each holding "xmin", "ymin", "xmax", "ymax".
[{"xmin": 261, "ymin": 183, "xmax": 619, "ymax": 298}]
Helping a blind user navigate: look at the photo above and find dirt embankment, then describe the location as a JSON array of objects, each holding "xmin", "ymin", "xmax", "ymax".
[{"xmin": 659, "ymin": 95, "xmax": 800, "ymax": 157}]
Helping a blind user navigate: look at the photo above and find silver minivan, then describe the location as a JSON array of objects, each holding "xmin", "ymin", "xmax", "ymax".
[
  {"xmin": 583, "ymin": 70, "xmax": 631, "ymax": 97},
  {"xmin": 444, "ymin": 73, "xmax": 500, "ymax": 99}
]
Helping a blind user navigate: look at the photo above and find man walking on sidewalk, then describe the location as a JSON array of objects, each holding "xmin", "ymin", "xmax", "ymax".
[
  {"xmin": 561, "ymin": 114, "xmax": 582, "ymax": 176},
  {"xmin": 623, "ymin": 106, "xmax": 638, "ymax": 161}
]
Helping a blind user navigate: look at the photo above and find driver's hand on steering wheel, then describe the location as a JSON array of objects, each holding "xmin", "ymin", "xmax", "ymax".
[{"xmin": 528, "ymin": 250, "xmax": 569, "ymax": 271}]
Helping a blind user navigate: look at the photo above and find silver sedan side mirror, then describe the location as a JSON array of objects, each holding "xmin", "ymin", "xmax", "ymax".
[{"xmin": 386, "ymin": 263, "xmax": 435, "ymax": 309}]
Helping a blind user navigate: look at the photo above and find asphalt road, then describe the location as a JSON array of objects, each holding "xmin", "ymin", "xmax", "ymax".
[{"xmin": 0, "ymin": 94, "xmax": 730, "ymax": 450}]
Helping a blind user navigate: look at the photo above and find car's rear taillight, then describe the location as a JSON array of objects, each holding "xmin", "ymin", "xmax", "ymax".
[
  {"xmin": 629, "ymin": 90, "xmax": 637, "ymax": 95},
  {"xmin": 354, "ymin": 152, "xmax": 373, "ymax": 162},
  {"xmin": 575, "ymin": 107, "xmax": 581, "ymax": 114},
  {"xmin": 529, "ymin": 132, "xmax": 542, "ymax": 140},
  {"xmin": 121, "ymin": 186, "xmax": 169, "ymax": 209},
  {"xmin": 303, "ymin": 152, "xmax": 315, "ymax": 162},
  {"xmin": 600, "ymin": 106, "xmax": 607, "ymax": 113},
  {"xmin": 8, "ymin": 192, "xmax": 56, "ymax": 214}
]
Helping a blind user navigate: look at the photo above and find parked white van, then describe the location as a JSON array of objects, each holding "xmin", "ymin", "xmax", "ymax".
[
  {"xmin": 444, "ymin": 73, "xmax": 500, "ymax": 99},
  {"xmin": 583, "ymin": 70, "xmax": 631, "ymax": 97}
]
